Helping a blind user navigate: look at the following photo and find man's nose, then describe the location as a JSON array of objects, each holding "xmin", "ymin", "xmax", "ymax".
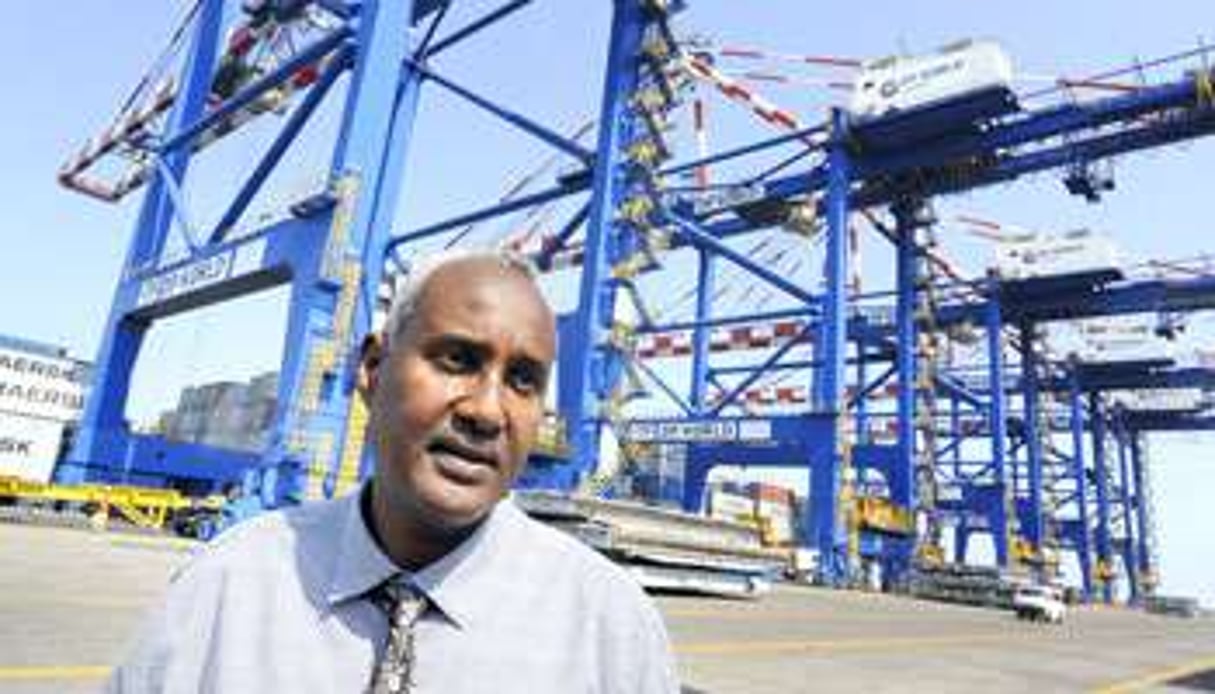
[{"xmin": 453, "ymin": 375, "xmax": 506, "ymax": 439}]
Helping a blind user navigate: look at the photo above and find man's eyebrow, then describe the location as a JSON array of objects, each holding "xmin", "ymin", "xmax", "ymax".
[
  {"xmin": 511, "ymin": 353, "xmax": 549, "ymax": 373},
  {"xmin": 422, "ymin": 332, "xmax": 489, "ymax": 350}
]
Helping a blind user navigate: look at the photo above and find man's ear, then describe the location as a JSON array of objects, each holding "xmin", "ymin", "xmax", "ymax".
[{"xmin": 357, "ymin": 333, "xmax": 385, "ymax": 403}]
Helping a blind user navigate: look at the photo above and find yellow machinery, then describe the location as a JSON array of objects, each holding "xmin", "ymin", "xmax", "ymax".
[
  {"xmin": 532, "ymin": 413, "xmax": 570, "ymax": 458},
  {"xmin": 1012, "ymin": 536, "xmax": 1061, "ymax": 569},
  {"xmin": 0, "ymin": 475, "xmax": 198, "ymax": 530},
  {"xmin": 856, "ymin": 497, "xmax": 915, "ymax": 535},
  {"xmin": 915, "ymin": 542, "xmax": 946, "ymax": 568},
  {"xmin": 1094, "ymin": 559, "xmax": 1117, "ymax": 583}
]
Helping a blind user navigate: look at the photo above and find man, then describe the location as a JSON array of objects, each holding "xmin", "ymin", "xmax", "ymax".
[{"xmin": 108, "ymin": 251, "xmax": 680, "ymax": 693}]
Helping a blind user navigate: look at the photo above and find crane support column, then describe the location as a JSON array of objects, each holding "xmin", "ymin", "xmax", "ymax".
[
  {"xmin": 984, "ymin": 279, "xmax": 1011, "ymax": 567},
  {"xmin": 1130, "ymin": 431, "xmax": 1154, "ymax": 594},
  {"xmin": 1114, "ymin": 414, "xmax": 1140, "ymax": 603},
  {"xmin": 809, "ymin": 108, "xmax": 852, "ymax": 584},
  {"xmin": 891, "ymin": 197, "xmax": 922, "ymax": 578},
  {"xmin": 57, "ymin": 0, "xmax": 225, "ymax": 485},
  {"xmin": 1068, "ymin": 367, "xmax": 1093, "ymax": 601},
  {"xmin": 1090, "ymin": 394, "xmax": 1114, "ymax": 604},
  {"xmin": 563, "ymin": 0, "xmax": 649, "ymax": 485},
  {"xmin": 690, "ymin": 249, "xmax": 715, "ymax": 411},
  {"xmin": 1019, "ymin": 321, "xmax": 1046, "ymax": 568}
]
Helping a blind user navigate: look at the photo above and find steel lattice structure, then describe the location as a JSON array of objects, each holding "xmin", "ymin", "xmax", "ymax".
[{"xmin": 59, "ymin": 0, "xmax": 1215, "ymax": 596}]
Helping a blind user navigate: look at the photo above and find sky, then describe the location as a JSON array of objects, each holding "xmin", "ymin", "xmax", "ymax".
[{"xmin": 1, "ymin": 1, "xmax": 1212, "ymax": 604}]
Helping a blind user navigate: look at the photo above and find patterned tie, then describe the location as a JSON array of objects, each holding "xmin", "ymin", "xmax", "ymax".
[{"xmin": 368, "ymin": 579, "xmax": 427, "ymax": 694}]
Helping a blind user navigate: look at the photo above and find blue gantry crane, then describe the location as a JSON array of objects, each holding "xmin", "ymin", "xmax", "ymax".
[
  {"xmin": 56, "ymin": 1, "xmax": 1215, "ymax": 597},
  {"xmin": 59, "ymin": 0, "xmax": 453, "ymax": 504}
]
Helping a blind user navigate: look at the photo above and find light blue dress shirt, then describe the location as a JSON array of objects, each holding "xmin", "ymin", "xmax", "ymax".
[{"xmin": 107, "ymin": 486, "xmax": 680, "ymax": 693}]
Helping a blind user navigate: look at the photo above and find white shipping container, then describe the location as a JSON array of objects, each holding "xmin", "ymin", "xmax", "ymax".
[
  {"xmin": 1074, "ymin": 314, "xmax": 1175, "ymax": 363},
  {"xmin": 757, "ymin": 502, "xmax": 796, "ymax": 545},
  {"xmin": 1110, "ymin": 388, "xmax": 1205, "ymax": 412},
  {"xmin": 0, "ymin": 346, "xmax": 88, "ymax": 422},
  {"xmin": 992, "ymin": 229, "xmax": 1122, "ymax": 280},
  {"xmin": 0, "ymin": 412, "xmax": 64, "ymax": 483},
  {"xmin": 707, "ymin": 488, "xmax": 755, "ymax": 522},
  {"xmin": 850, "ymin": 39, "xmax": 1013, "ymax": 119}
]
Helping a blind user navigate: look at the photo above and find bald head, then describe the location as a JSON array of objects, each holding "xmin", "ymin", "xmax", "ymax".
[{"xmin": 384, "ymin": 250, "xmax": 549, "ymax": 348}]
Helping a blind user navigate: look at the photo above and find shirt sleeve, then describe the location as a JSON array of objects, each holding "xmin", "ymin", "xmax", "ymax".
[
  {"xmin": 596, "ymin": 574, "xmax": 682, "ymax": 694},
  {"xmin": 104, "ymin": 602, "xmax": 173, "ymax": 693},
  {"xmin": 104, "ymin": 551, "xmax": 220, "ymax": 694}
]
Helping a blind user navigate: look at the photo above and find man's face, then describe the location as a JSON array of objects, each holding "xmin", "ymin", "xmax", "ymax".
[{"xmin": 365, "ymin": 259, "xmax": 555, "ymax": 533}]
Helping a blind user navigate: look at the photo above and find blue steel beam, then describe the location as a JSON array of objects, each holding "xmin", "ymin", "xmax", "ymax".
[
  {"xmin": 935, "ymin": 372, "xmax": 986, "ymax": 410},
  {"xmin": 655, "ymin": 70, "xmax": 1215, "ymax": 249},
  {"xmin": 708, "ymin": 360, "xmax": 817, "ymax": 377},
  {"xmin": 1047, "ymin": 365, "xmax": 1215, "ymax": 392},
  {"xmin": 292, "ymin": 0, "xmax": 427, "ymax": 500},
  {"xmin": 562, "ymin": 0, "xmax": 649, "ymax": 486},
  {"xmin": 67, "ymin": 0, "xmax": 430, "ymax": 503},
  {"xmin": 891, "ymin": 198, "xmax": 918, "ymax": 578},
  {"xmin": 412, "ymin": 1, "xmax": 450, "ymax": 60},
  {"xmin": 1113, "ymin": 415, "xmax": 1140, "ymax": 603},
  {"xmin": 211, "ymin": 47, "xmax": 352, "ymax": 243},
  {"xmin": 388, "ymin": 180, "xmax": 587, "ymax": 248},
  {"xmin": 60, "ymin": 0, "xmax": 225, "ymax": 484},
  {"xmin": 710, "ymin": 322, "xmax": 816, "ymax": 415},
  {"xmin": 1090, "ymin": 395, "xmax": 1115, "ymax": 604},
  {"xmin": 855, "ymin": 338, "xmax": 871, "ymax": 444},
  {"xmin": 423, "ymin": 0, "xmax": 533, "ymax": 59},
  {"xmin": 1019, "ymin": 322, "xmax": 1046, "ymax": 565},
  {"xmin": 1124, "ymin": 413, "xmax": 1215, "ymax": 431},
  {"xmin": 882, "ymin": 275, "xmax": 1215, "ymax": 333},
  {"xmin": 535, "ymin": 203, "xmax": 590, "ymax": 270},
  {"xmin": 161, "ymin": 27, "xmax": 352, "ymax": 155},
  {"xmin": 984, "ymin": 284, "xmax": 1011, "ymax": 567},
  {"xmin": 1129, "ymin": 433, "xmax": 1154, "ymax": 590},
  {"xmin": 809, "ymin": 109, "xmax": 852, "ymax": 584},
  {"xmin": 658, "ymin": 125, "xmax": 827, "ymax": 180},
  {"xmin": 1068, "ymin": 371, "xmax": 1093, "ymax": 601},
  {"xmin": 152, "ymin": 156, "xmax": 202, "ymax": 253},
  {"xmin": 630, "ymin": 358, "xmax": 694, "ymax": 417},
  {"xmin": 690, "ymin": 249, "xmax": 715, "ymax": 412},
  {"xmin": 636, "ymin": 306, "xmax": 817, "ymax": 333},
  {"xmin": 665, "ymin": 212, "xmax": 821, "ymax": 306},
  {"xmin": 407, "ymin": 60, "xmax": 594, "ymax": 164},
  {"xmin": 1001, "ymin": 276, "xmax": 1215, "ymax": 323},
  {"xmin": 855, "ymin": 73, "xmax": 1215, "ymax": 179}
]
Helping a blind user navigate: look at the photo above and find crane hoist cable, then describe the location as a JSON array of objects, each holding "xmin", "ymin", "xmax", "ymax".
[
  {"xmin": 115, "ymin": 0, "xmax": 203, "ymax": 118},
  {"xmin": 446, "ymin": 119, "xmax": 595, "ymax": 250},
  {"xmin": 648, "ymin": 232, "xmax": 775, "ymax": 321}
]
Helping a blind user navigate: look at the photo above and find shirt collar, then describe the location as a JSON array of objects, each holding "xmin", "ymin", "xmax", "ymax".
[
  {"xmin": 324, "ymin": 483, "xmax": 400, "ymax": 607},
  {"xmin": 409, "ymin": 498, "xmax": 519, "ymax": 630},
  {"xmin": 324, "ymin": 483, "xmax": 522, "ymax": 631}
]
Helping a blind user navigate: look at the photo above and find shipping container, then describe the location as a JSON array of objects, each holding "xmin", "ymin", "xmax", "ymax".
[
  {"xmin": 850, "ymin": 39, "xmax": 1013, "ymax": 120},
  {"xmin": 992, "ymin": 229, "xmax": 1121, "ymax": 281},
  {"xmin": 0, "ymin": 412, "xmax": 65, "ymax": 483}
]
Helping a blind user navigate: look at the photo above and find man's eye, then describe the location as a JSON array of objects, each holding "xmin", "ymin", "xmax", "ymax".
[
  {"xmin": 436, "ymin": 347, "xmax": 478, "ymax": 373},
  {"xmin": 506, "ymin": 363, "xmax": 545, "ymax": 395}
]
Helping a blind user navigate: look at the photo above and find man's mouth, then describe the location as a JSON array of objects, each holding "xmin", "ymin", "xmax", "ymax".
[{"xmin": 426, "ymin": 438, "xmax": 499, "ymax": 477}]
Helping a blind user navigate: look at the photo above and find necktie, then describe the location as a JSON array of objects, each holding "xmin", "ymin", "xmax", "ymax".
[{"xmin": 368, "ymin": 579, "xmax": 427, "ymax": 694}]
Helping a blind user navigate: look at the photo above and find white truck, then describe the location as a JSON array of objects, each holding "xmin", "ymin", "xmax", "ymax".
[{"xmin": 1013, "ymin": 583, "xmax": 1067, "ymax": 623}]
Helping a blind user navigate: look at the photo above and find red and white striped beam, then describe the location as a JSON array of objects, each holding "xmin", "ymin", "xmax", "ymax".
[
  {"xmin": 713, "ymin": 45, "xmax": 863, "ymax": 70},
  {"xmin": 635, "ymin": 319, "xmax": 812, "ymax": 359},
  {"xmin": 59, "ymin": 24, "xmax": 329, "ymax": 203},
  {"xmin": 679, "ymin": 54, "xmax": 807, "ymax": 134},
  {"xmin": 707, "ymin": 381, "xmax": 905, "ymax": 410}
]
